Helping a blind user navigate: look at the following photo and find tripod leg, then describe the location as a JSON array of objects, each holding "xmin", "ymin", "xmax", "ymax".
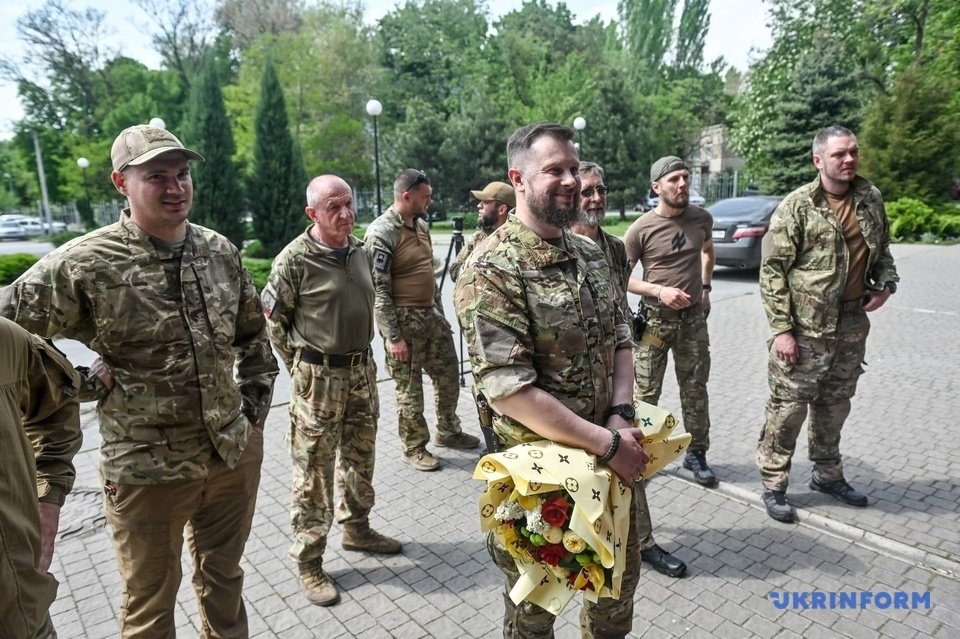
[{"xmin": 438, "ymin": 233, "xmax": 458, "ymax": 292}]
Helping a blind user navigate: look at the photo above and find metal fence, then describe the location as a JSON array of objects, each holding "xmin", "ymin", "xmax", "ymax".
[{"xmin": 693, "ymin": 171, "xmax": 760, "ymax": 205}]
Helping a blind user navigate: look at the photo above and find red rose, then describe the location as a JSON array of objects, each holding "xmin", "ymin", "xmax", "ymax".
[
  {"xmin": 538, "ymin": 543, "xmax": 568, "ymax": 567},
  {"xmin": 541, "ymin": 496, "xmax": 570, "ymax": 527}
]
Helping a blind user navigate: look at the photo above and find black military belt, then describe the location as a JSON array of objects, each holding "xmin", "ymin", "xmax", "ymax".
[
  {"xmin": 300, "ymin": 348, "xmax": 369, "ymax": 368},
  {"xmin": 644, "ymin": 304, "xmax": 701, "ymax": 320}
]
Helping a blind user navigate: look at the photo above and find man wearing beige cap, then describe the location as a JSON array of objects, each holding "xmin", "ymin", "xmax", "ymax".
[
  {"xmin": 1, "ymin": 124, "xmax": 278, "ymax": 637},
  {"xmin": 624, "ymin": 155, "xmax": 717, "ymax": 487},
  {"xmin": 448, "ymin": 181, "xmax": 515, "ymax": 282}
]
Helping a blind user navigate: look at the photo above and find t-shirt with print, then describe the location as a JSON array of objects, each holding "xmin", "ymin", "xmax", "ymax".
[{"xmin": 623, "ymin": 206, "xmax": 713, "ymax": 304}]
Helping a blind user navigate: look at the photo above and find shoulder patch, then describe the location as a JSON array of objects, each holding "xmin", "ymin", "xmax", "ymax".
[
  {"xmin": 373, "ymin": 249, "xmax": 391, "ymax": 273},
  {"xmin": 261, "ymin": 284, "xmax": 277, "ymax": 318}
]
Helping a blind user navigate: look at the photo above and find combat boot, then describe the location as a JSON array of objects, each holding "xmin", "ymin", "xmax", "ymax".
[
  {"xmin": 810, "ymin": 475, "xmax": 869, "ymax": 507},
  {"xmin": 762, "ymin": 489, "xmax": 797, "ymax": 523},
  {"xmin": 298, "ymin": 560, "xmax": 339, "ymax": 606},
  {"xmin": 435, "ymin": 431, "xmax": 480, "ymax": 450},
  {"xmin": 682, "ymin": 450, "xmax": 718, "ymax": 487},
  {"xmin": 342, "ymin": 523, "xmax": 403, "ymax": 555}
]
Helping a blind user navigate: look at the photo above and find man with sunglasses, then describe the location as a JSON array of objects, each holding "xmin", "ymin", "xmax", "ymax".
[
  {"xmin": 363, "ymin": 169, "xmax": 479, "ymax": 472},
  {"xmin": 624, "ymin": 156, "xmax": 718, "ymax": 488},
  {"xmin": 571, "ymin": 161, "xmax": 688, "ymax": 578}
]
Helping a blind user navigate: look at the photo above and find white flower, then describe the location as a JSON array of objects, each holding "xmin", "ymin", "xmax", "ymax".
[
  {"xmin": 562, "ymin": 529, "xmax": 586, "ymax": 553},
  {"xmin": 525, "ymin": 503, "xmax": 548, "ymax": 534},
  {"xmin": 543, "ymin": 525, "xmax": 564, "ymax": 544},
  {"xmin": 494, "ymin": 500, "xmax": 525, "ymax": 522}
]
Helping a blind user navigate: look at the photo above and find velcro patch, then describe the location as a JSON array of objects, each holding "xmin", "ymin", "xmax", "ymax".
[
  {"xmin": 373, "ymin": 249, "xmax": 391, "ymax": 273},
  {"xmin": 261, "ymin": 284, "xmax": 277, "ymax": 318}
]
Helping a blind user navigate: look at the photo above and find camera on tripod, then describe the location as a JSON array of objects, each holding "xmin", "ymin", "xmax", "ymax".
[{"xmin": 452, "ymin": 216, "xmax": 464, "ymax": 233}]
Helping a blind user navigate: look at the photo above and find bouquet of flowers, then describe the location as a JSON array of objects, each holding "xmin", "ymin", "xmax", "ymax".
[{"xmin": 473, "ymin": 401, "xmax": 691, "ymax": 615}]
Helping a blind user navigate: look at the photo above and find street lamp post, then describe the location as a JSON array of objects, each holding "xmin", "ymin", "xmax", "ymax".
[
  {"xmin": 573, "ymin": 117, "xmax": 586, "ymax": 157},
  {"xmin": 77, "ymin": 157, "xmax": 91, "ymax": 228},
  {"xmin": 365, "ymin": 99, "xmax": 383, "ymax": 216}
]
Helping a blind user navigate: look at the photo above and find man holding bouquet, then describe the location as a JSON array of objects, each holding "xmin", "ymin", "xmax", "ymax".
[{"xmin": 455, "ymin": 122, "xmax": 649, "ymax": 638}]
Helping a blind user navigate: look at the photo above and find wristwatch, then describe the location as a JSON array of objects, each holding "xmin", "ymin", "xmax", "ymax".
[
  {"xmin": 607, "ymin": 403, "xmax": 636, "ymax": 421},
  {"xmin": 884, "ymin": 282, "xmax": 897, "ymax": 294}
]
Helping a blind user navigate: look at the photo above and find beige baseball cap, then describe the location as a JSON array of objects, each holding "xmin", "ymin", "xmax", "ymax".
[
  {"xmin": 111, "ymin": 125, "xmax": 205, "ymax": 171},
  {"xmin": 470, "ymin": 181, "xmax": 516, "ymax": 208}
]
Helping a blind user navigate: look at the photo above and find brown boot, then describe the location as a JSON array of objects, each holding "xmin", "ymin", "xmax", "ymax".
[
  {"xmin": 298, "ymin": 560, "xmax": 340, "ymax": 606},
  {"xmin": 342, "ymin": 524, "xmax": 403, "ymax": 555}
]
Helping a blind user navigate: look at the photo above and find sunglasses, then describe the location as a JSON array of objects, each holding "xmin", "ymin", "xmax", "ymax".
[
  {"xmin": 402, "ymin": 170, "xmax": 429, "ymax": 192},
  {"xmin": 581, "ymin": 186, "xmax": 609, "ymax": 198}
]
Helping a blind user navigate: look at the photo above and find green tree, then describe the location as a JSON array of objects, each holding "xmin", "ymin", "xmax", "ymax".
[
  {"xmin": 182, "ymin": 53, "xmax": 245, "ymax": 247},
  {"xmin": 248, "ymin": 57, "xmax": 307, "ymax": 257},
  {"xmin": 673, "ymin": 0, "xmax": 711, "ymax": 72},
  {"xmin": 754, "ymin": 40, "xmax": 864, "ymax": 195},
  {"xmin": 860, "ymin": 64, "xmax": 959, "ymax": 201}
]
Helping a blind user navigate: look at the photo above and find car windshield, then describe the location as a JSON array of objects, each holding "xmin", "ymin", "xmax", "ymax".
[{"xmin": 709, "ymin": 198, "xmax": 779, "ymax": 220}]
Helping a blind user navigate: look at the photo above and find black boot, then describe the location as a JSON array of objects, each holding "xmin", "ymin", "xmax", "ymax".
[
  {"xmin": 762, "ymin": 489, "xmax": 797, "ymax": 523},
  {"xmin": 640, "ymin": 544, "xmax": 687, "ymax": 578},
  {"xmin": 682, "ymin": 451, "xmax": 717, "ymax": 487},
  {"xmin": 810, "ymin": 476, "xmax": 869, "ymax": 507}
]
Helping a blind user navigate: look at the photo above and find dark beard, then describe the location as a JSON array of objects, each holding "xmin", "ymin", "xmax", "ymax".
[
  {"xmin": 528, "ymin": 191, "xmax": 580, "ymax": 229},
  {"xmin": 661, "ymin": 191, "xmax": 689, "ymax": 209},
  {"xmin": 479, "ymin": 210, "xmax": 499, "ymax": 232}
]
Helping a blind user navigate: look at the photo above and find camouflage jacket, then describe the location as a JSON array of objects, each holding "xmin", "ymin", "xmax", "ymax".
[
  {"xmin": 760, "ymin": 175, "xmax": 900, "ymax": 339},
  {"xmin": 449, "ymin": 229, "xmax": 489, "ymax": 283},
  {"xmin": 1, "ymin": 321, "xmax": 80, "ymax": 639},
  {"xmin": 597, "ymin": 229, "xmax": 631, "ymax": 311},
  {"xmin": 0, "ymin": 211, "xmax": 278, "ymax": 484},
  {"xmin": 262, "ymin": 232, "xmax": 374, "ymax": 371},
  {"xmin": 362, "ymin": 207, "xmax": 443, "ymax": 341},
  {"xmin": 454, "ymin": 215, "xmax": 633, "ymax": 446}
]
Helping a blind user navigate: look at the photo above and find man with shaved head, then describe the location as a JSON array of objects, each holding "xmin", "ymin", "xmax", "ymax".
[{"xmin": 263, "ymin": 175, "xmax": 402, "ymax": 607}]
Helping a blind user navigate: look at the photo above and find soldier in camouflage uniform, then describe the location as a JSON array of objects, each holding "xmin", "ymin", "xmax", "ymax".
[
  {"xmin": 455, "ymin": 123, "xmax": 650, "ymax": 639},
  {"xmin": 0, "ymin": 125, "xmax": 278, "ymax": 638},
  {"xmin": 624, "ymin": 156, "xmax": 718, "ymax": 487},
  {"xmin": 262, "ymin": 175, "xmax": 401, "ymax": 607},
  {"xmin": 758, "ymin": 125, "xmax": 899, "ymax": 523},
  {"xmin": 363, "ymin": 169, "xmax": 479, "ymax": 472},
  {"xmin": 571, "ymin": 161, "xmax": 688, "ymax": 579},
  {"xmin": 1, "ymin": 317, "xmax": 81, "ymax": 639},
  {"xmin": 449, "ymin": 181, "xmax": 514, "ymax": 282}
]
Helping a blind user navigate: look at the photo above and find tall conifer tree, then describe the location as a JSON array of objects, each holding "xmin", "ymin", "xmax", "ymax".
[{"xmin": 182, "ymin": 53, "xmax": 245, "ymax": 248}]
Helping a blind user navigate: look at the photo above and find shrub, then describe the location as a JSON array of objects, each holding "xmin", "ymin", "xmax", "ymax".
[
  {"xmin": 0, "ymin": 253, "xmax": 39, "ymax": 285},
  {"xmin": 886, "ymin": 198, "xmax": 938, "ymax": 241},
  {"xmin": 242, "ymin": 239, "xmax": 267, "ymax": 258},
  {"xmin": 242, "ymin": 257, "xmax": 273, "ymax": 292}
]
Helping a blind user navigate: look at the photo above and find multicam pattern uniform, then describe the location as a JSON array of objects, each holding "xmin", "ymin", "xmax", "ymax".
[
  {"xmin": 592, "ymin": 228, "xmax": 658, "ymax": 553},
  {"xmin": 758, "ymin": 175, "xmax": 899, "ymax": 490},
  {"xmin": 454, "ymin": 214, "xmax": 642, "ymax": 638},
  {"xmin": 1, "ymin": 317, "xmax": 81, "ymax": 639},
  {"xmin": 0, "ymin": 211, "xmax": 278, "ymax": 484},
  {"xmin": 624, "ymin": 209, "xmax": 713, "ymax": 452},
  {"xmin": 448, "ymin": 228, "xmax": 488, "ymax": 282},
  {"xmin": 263, "ymin": 232, "xmax": 379, "ymax": 564},
  {"xmin": 363, "ymin": 207, "xmax": 463, "ymax": 452}
]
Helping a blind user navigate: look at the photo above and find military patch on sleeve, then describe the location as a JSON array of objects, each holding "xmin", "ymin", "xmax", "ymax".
[
  {"xmin": 261, "ymin": 284, "xmax": 277, "ymax": 318},
  {"xmin": 373, "ymin": 249, "xmax": 391, "ymax": 273}
]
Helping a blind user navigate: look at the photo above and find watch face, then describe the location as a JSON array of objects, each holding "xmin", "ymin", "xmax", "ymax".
[{"xmin": 613, "ymin": 404, "xmax": 635, "ymax": 420}]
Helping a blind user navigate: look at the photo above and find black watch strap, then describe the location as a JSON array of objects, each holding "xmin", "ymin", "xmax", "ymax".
[{"xmin": 607, "ymin": 403, "xmax": 635, "ymax": 421}]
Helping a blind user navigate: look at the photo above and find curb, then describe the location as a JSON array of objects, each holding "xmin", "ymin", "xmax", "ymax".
[{"xmin": 663, "ymin": 468, "xmax": 960, "ymax": 581}]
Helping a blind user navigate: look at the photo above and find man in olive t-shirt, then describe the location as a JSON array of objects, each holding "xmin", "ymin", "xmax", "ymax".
[{"xmin": 624, "ymin": 156, "xmax": 718, "ymax": 487}]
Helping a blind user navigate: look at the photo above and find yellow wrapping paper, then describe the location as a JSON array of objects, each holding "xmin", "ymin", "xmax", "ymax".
[{"xmin": 473, "ymin": 401, "xmax": 691, "ymax": 615}]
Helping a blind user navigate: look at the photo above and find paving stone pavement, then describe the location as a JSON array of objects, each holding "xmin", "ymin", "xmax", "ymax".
[{"xmin": 48, "ymin": 244, "xmax": 959, "ymax": 638}]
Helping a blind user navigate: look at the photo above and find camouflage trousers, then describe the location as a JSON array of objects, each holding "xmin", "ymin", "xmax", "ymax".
[
  {"xmin": 287, "ymin": 356, "xmax": 380, "ymax": 564},
  {"xmin": 634, "ymin": 478, "xmax": 656, "ymax": 551},
  {"xmin": 488, "ymin": 492, "xmax": 642, "ymax": 638},
  {"xmin": 385, "ymin": 307, "xmax": 462, "ymax": 453},
  {"xmin": 757, "ymin": 305, "xmax": 870, "ymax": 491},
  {"xmin": 633, "ymin": 309, "xmax": 712, "ymax": 452}
]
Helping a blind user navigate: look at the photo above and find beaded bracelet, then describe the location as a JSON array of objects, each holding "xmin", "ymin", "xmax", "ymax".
[{"xmin": 598, "ymin": 428, "xmax": 621, "ymax": 464}]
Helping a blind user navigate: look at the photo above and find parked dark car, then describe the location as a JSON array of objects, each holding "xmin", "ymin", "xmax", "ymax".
[{"xmin": 709, "ymin": 196, "xmax": 783, "ymax": 270}]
